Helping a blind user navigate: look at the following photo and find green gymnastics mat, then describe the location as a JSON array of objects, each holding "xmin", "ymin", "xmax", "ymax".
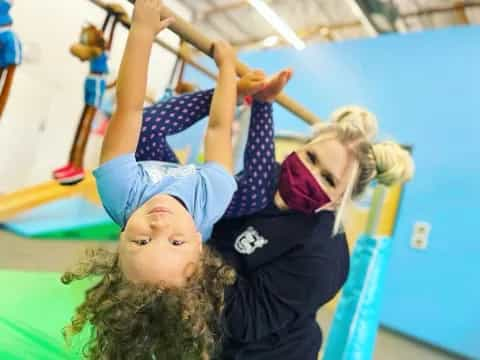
[
  {"xmin": 33, "ymin": 221, "xmax": 120, "ymax": 240},
  {"xmin": 0, "ymin": 271, "xmax": 95, "ymax": 359}
]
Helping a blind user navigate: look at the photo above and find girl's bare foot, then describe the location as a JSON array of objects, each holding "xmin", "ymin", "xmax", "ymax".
[
  {"xmin": 237, "ymin": 69, "xmax": 267, "ymax": 98},
  {"xmin": 254, "ymin": 68, "xmax": 293, "ymax": 103}
]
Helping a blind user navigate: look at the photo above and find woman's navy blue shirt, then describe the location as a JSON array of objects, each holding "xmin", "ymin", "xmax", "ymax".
[{"xmin": 210, "ymin": 202, "xmax": 350, "ymax": 360}]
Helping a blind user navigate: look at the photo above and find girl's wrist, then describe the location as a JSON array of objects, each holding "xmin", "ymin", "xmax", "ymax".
[
  {"xmin": 218, "ymin": 61, "xmax": 236, "ymax": 72},
  {"xmin": 129, "ymin": 23, "xmax": 156, "ymax": 40}
]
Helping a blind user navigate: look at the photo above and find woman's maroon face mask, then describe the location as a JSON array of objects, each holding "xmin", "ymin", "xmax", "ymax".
[{"xmin": 278, "ymin": 152, "xmax": 331, "ymax": 213}]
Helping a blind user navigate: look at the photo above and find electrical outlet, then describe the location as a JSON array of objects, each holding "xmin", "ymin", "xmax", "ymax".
[{"xmin": 411, "ymin": 222, "xmax": 431, "ymax": 250}]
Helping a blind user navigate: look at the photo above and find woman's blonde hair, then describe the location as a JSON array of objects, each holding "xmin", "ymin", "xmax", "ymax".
[
  {"xmin": 61, "ymin": 247, "xmax": 235, "ymax": 360},
  {"xmin": 311, "ymin": 106, "xmax": 414, "ymax": 234}
]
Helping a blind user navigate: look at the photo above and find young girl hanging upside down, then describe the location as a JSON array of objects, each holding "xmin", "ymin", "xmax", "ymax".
[{"xmin": 62, "ymin": 0, "xmax": 293, "ymax": 358}]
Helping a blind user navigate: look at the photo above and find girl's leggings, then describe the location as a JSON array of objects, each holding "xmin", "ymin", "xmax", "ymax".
[{"xmin": 136, "ymin": 89, "xmax": 277, "ymax": 217}]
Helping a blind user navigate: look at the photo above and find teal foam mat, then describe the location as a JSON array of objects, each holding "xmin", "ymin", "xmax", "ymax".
[{"xmin": 2, "ymin": 196, "xmax": 119, "ymax": 240}]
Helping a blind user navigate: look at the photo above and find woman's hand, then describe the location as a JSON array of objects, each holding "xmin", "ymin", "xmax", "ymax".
[{"xmin": 131, "ymin": 0, "xmax": 174, "ymax": 37}]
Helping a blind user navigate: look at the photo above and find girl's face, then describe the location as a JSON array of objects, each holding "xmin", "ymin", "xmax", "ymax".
[
  {"xmin": 118, "ymin": 194, "xmax": 203, "ymax": 288},
  {"xmin": 280, "ymin": 133, "xmax": 357, "ymax": 211}
]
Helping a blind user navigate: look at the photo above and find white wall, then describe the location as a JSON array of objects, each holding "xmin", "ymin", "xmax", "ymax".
[{"xmin": 0, "ymin": 0, "xmax": 191, "ymax": 192}]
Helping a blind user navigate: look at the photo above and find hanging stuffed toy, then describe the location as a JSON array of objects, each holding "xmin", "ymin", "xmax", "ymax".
[
  {"xmin": 53, "ymin": 3, "xmax": 127, "ymax": 185},
  {"xmin": 0, "ymin": 0, "xmax": 22, "ymax": 121}
]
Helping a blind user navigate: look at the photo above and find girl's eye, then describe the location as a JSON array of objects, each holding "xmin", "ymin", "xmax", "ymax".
[
  {"xmin": 134, "ymin": 239, "xmax": 150, "ymax": 246},
  {"xmin": 306, "ymin": 151, "xmax": 317, "ymax": 165},
  {"xmin": 171, "ymin": 239, "xmax": 185, "ymax": 246}
]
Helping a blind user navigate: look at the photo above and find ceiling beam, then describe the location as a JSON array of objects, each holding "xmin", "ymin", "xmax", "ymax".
[
  {"xmin": 344, "ymin": 0, "xmax": 380, "ymax": 36},
  {"xmin": 231, "ymin": 21, "xmax": 358, "ymax": 48},
  {"xmin": 204, "ymin": 0, "xmax": 254, "ymax": 38},
  {"xmin": 199, "ymin": 0, "xmax": 480, "ymax": 22},
  {"xmin": 199, "ymin": 1, "xmax": 480, "ymax": 49},
  {"xmin": 193, "ymin": 9, "xmax": 229, "ymax": 40},
  {"xmin": 199, "ymin": 1, "xmax": 480, "ymax": 28},
  {"xmin": 233, "ymin": 1, "xmax": 480, "ymax": 48},
  {"xmin": 198, "ymin": 0, "xmax": 287, "ymax": 20},
  {"xmin": 345, "ymin": 0, "xmax": 409, "ymax": 34},
  {"xmin": 402, "ymin": 1, "xmax": 480, "ymax": 19},
  {"xmin": 198, "ymin": 0, "xmax": 247, "ymax": 19},
  {"xmin": 453, "ymin": 1, "xmax": 470, "ymax": 24}
]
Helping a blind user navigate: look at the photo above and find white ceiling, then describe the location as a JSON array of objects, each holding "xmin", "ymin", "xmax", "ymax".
[{"xmin": 178, "ymin": 0, "xmax": 480, "ymax": 49}]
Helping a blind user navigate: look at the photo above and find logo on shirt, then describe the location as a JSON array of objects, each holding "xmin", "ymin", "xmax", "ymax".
[
  {"xmin": 142, "ymin": 162, "xmax": 196, "ymax": 183},
  {"xmin": 234, "ymin": 227, "xmax": 268, "ymax": 255}
]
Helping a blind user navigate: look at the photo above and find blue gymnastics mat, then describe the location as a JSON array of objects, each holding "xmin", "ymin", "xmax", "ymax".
[{"xmin": 1, "ymin": 196, "xmax": 119, "ymax": 240}]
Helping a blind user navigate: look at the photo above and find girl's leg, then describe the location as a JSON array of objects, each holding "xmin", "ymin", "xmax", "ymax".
[
  {"xmin": 224, "ymin": 100, "xmax": 277, "ymax": 218},
  {"xmin": 224, "ymin": 69, "xmax": 292, "ymax": 217},
  {"xmin": 136, "ymin": 89, "xmax": 214, "ymax": 162}
]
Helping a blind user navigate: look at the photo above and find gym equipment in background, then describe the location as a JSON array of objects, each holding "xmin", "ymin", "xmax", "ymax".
[
  {"xmin": 0, "ymin": 0, "xmax": 22, "ymax": 121},
  {"xmin": 52, "ymin": 3, "xmax": 127, "ymax": 185}
]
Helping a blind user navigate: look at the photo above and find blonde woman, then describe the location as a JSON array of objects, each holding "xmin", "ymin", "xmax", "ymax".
[{"xmin": 210, "ymin": 106, "xmax": 414, "ymax": 359}]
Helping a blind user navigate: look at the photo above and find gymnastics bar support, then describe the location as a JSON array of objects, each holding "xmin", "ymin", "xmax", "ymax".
[{"xmin": 120, "ymin": 0, "xmax": 322, "ymax": 125}]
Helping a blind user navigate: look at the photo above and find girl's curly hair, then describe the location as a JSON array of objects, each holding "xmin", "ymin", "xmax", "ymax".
[{"xmin": 61, "ymin": 246, "xmax": 235, "ymax": 360}]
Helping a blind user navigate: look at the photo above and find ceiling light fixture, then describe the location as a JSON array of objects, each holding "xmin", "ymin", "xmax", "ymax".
[
  {"xmin": 262, "ymin": 35, "xmax": 279, "ymax": 47},
  {"xmin": 247, "ymin": 0, "xmax": 306, "ymax": 50}
]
